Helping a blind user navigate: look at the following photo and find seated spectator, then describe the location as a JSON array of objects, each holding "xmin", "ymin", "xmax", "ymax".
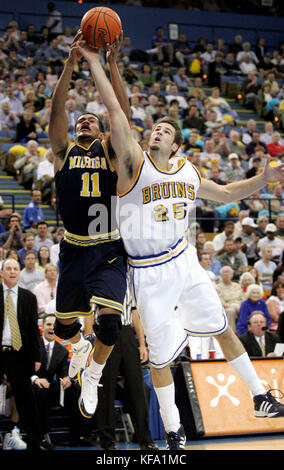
[
  {"xmin": 239, "ymin": 216, "xmax": 259, "ymax": 265},
  {"xmin": 32, "ymin": 314, "xmax": 88, "ymax": 447},
  {"xmin": 65, "ymin": 98, "xmax": 81, "ymax": 136},
  {"xmin": 226, "ymin": 130, "xmax": 246, "ymax": 159},
  {"xmin": 236, "ymin": 41, "xmax": 258, "ymax": 67},
  {"xmin": 14, "ymin": 108, "xmax": 38, "ymax": 143},
  {"xmin": 217, "ymin": 238, "xmax": 245, "ymax": 281},
  {"xmin": 86, "ymin": 91, "xmax": 107, "ymax": 116},
  {"xmin": 17, "ymin": 232, "xmax": 38, "ymax": 268},
  {"xmin": 245, "ymin": 131, "xmax": 268, "ymax": 157},
  {"xmin": 257, "ymin": 223, "xmax": 284, "ymax": 263},
  {"xmin": 242, "ymin": 119, "xmax": 257, "ymax": 145},
  {"xmin": 239, "ymin": 54, "xmax": 258, "ymax": 75},
  {"xmin": 0, "ymin": 101, "xmax": 19, "ymax": 129},
  {"xmin": 239, "ymin": 271, "xmax": 255, "ymax": 297},
  {"xmin": 203, "ymin": 241, "xmax": 222, "ymax": 276},
  {"xmin": 19, "ymin": 249, "xmax": 45, "ymax": 291},
  {"xmin": 38, "ymin": 97, "xmax": 52, "ymax": 130},
  {"xmin": 188, "ymin": 77, "xmax": 206, "ymax": 101},
  {"xmin": 240, "ymin": 71, "xmax": 261, "ymax": 111},
  {"xmin": 184, "ymin": 131, "xmax": 203, "ymax": 154},
  {"xmin": 165, "ymin": 83, "xmax": 188, "ymax": 111},
  {"xmin": 211, "ymin": 131, "xmax": 231, "ymax": 159},
  {"xmin": 233, "ymin": 210, "xmax": 250, "ymax": 238},
  {"xmin": 266, "ymin": 280, "xmax": 284, "ymax": 333},
  {"xmin": 254, "ymin": 246, "xmax": 276, "ymax": 293},
  {"xmin": 255, "ymin": 214, "xmax": 269, "ymax": 238},
  {"xmin": 263, "ymin": 72, "xmax": 279, "ymax": 97},
  {"xmin": 23, "ymin": 189, "xmax": 44, "ymax": 230},
  {"xmin": 182, "ymin": 105, "xmax": 206, "ymax": 134},
  {"xmin": 33, "ymin": 263, "xmax": 58, "ymax": 315},
  {"xmin": 238, "ymin": 311, "xmax": 279, "ymax": 358},
  {"xmin": 50, "ymin": 227, "xmax": 64, "ymax": 266},
  {"xmin": 246, "ymin": 156, "xmax": 263, "ymax": 179},
  {"xmin": 173, "ymin": 33, "xmax": 191, "ymax": 67},
  {"xmin": 150, "ymin": 26, "xmax": 174, "ymax": 64},
  {"xmin": 213, "ymin": 220, "xmax": 235, "ymax": 254},
  {"xmin": 138, "ymin": 63, "xmax": 155, "ymax": 89},
  {"xmin": 14, "ymin": 140, "xmax": 41, "ymax": 186},
  {"xmin": 267, "ymin": 132, "xmax": 284, "ymax": 158},
  {"xmin": 237, "ymin": 284, "xmax": 271, "ymax": 336},
  {"xmin": 199, "ymin": 252, "xmax": 219, "ymax": 283},
  {"xmin": 130, "ymin": 94, "xmax": 146, "ymax": 122},
  {"xmin": 260, "ymin": 121, "xmax": 284, "ymax": 146},
  {"xmin": 173, "ymin": 66, "xmax": 192, "ymax": 92},
  {"xmin": 268, "ymin": 183, "xmax": 284, "ymax": 217},
  {"xmin": 199, "ymin": 139, "xmax": 223, "ymax": 169},
  {"xmin": 223, "ymin": 153, "xmax": 245, "ymax": 183},
  {"xmin": 215, "ymin": 265, "xmax": 244, "ymax": 332},
  {"xmin": 228, "ymin": 34, "xmax": 243, "ymax": 56},
  {"xmin": 35, "ymin": 149, "xmax": 55, "ymax": 205},
  {"xmin": 0, "ymin": 213, "xmax": 23, "ymax": 251},
  {"xmin": 254, "ymin": 37, "xmax": 267, "ymax": 63},
  {"xmin": 0, "ymin": 84, "xmax": 24, "ymax": 119},
  {"xmin": 34, "ymin": 221, "xmax": 54, "ymax": 250},
  {"xmin": 44, "ymin": 37, "xmax": 66, "ymax": 66},
  {"xmin": 36, "ymin": 245, "xmax": 51, "ymax": 273},
  {"xmin": 223, "ymin": 52, "xmax": 241, "ymax": 76}
]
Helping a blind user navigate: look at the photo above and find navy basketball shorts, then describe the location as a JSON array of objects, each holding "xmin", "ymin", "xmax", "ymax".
[{"xmin": 56, "ymin": 239, "xmax": 127, "ymax": 319}]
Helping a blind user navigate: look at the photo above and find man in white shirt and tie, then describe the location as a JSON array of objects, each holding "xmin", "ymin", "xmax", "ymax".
[
  {"xmin": 0, "ymin": 258, "xmax": 42, "ymax": 450},
  {"xmin": 238, "ymin": 312, "xmax": 279, "ymax": 357},
  {"xmin": 32, "ymin": 314, "xmax": 88, "ymax": 447}
]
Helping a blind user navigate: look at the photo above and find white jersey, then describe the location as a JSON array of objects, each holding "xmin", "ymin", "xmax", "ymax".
[{"xmin": 117, "ymin": 151, "xmax": 201, "ymax": 257}]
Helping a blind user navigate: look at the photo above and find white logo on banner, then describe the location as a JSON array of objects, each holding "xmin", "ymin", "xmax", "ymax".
[{"xmin": 206, "ymin": 373, "xmax": 240, "ymax": 407}]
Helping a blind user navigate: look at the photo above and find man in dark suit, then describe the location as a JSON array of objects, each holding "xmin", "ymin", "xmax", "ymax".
[
  {"xmin": 0, "ymin": 257, "xmax": 42, "ymax": 450},
  {"xmin": 32, "ymin": 313, "xmax": 89, "ymax": 447},
  {"xmin": 239, "ymin": 311, "xmax": 279, "ymax": 357}
]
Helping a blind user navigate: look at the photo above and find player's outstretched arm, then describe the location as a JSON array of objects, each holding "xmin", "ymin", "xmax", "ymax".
[
  {"xmin": 49, "ymin": 33, "xmax": 82, "ymax": 172},
  {"xmin": 106, "ymin": 32, "xmax": 131, "ymax": 122},
  {"xmin": 198, "ymin": 157, "xmax": 284, "ymax": 203},
  {"xmin": 77, "ymin": 39, "xmax": 143, "ymax": 187}
]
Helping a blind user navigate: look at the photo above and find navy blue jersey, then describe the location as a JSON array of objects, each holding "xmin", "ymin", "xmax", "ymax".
[{"xmin": 55, "ymin": 139, "xmax": 119, "ymax": 245}]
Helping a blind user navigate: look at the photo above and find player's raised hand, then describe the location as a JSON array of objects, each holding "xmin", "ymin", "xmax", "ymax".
[
  {"xmin": 106, "ymin": 30, "xmax": 123, "ymax": 64},
  {"xmin": 262, "ymin": 155, "xmax": 284, "ymax": 183}
]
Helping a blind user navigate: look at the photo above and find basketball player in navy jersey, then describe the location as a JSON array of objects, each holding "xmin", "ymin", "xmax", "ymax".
[
  {"xmin": 48, "ymin": 33, "xmax": 129, "ymax": 419},
  {"xmin": 75, "ymin": 37, "xmax": 284, "ymax": 449}
]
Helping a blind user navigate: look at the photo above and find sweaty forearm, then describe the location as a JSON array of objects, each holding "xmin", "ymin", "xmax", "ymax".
[
  {"xmin": 109, "ymin": 62, "xmax": 131, "ymax": 121},
  {"xmin": 88, "ymin": 57, "xmax": 120, "ymax": 113},
  {"xmin": 51, "ymin": 60, "xmax": 74, "ymax": 114}
]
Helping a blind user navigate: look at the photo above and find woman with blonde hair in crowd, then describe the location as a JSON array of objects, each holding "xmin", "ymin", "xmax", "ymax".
[{"xmin": 33, "ymin": 263, "xmax": 58, "ymax": 315}]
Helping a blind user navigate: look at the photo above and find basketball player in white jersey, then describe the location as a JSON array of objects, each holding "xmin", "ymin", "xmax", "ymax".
[{"xmin": 75, "ymin": 37, "xmax": 284, "ymax": 450}]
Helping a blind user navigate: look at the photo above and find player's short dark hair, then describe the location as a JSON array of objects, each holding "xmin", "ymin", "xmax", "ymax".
[
  {"xmin": 154, "ymin": 116, "xmax": 184, "ymax": 150},
  {"xmin": 76, "ymin": 112, "xmax": 105, "ymax": 133}
]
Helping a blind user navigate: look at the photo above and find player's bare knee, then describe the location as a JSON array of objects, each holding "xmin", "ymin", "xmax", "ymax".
[{"xmin": 95, "ymin": 313, "xmax": 122, "ymax": 346}]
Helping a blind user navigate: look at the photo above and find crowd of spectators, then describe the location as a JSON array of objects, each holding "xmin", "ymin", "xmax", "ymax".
[{"xmin": 1, "ymin": 10, "xmax": 284, "ymax": 448}]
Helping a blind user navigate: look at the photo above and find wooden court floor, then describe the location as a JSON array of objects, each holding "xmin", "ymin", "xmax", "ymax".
[{"xmin": 51, "ymin": 433, "xmax": 284, "ymax": 451}]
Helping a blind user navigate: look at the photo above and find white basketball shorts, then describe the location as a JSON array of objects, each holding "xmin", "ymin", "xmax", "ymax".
[{"xmin": 128, "ymin": 237, "xmax": 227, "ymax": 369}]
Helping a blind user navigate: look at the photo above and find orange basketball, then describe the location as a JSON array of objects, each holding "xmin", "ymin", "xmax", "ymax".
[{"xmin": 81, "ymin": 6, "xmax": 122, "ymax": 48}]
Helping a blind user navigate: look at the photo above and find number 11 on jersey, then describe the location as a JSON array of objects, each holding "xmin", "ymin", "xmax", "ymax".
[{"xmin": 80, "ymin": 172, "xmax": 101, "ymax": 197}]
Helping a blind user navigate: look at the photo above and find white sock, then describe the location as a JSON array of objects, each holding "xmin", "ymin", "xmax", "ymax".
[
  {"xmin": 229, "ymin": 352, "xmax": 266, "ymax": 396},
  {"xmin": 154, "ymin": 383, "xmax": 180, "ymax": 433},
  {"xmin": 72, "ymin": 335, "xmax": 85, "ymax": 351},
  {"xmin": 88, "ymin": 358, "xmax": 105, "ymax": 379}
]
